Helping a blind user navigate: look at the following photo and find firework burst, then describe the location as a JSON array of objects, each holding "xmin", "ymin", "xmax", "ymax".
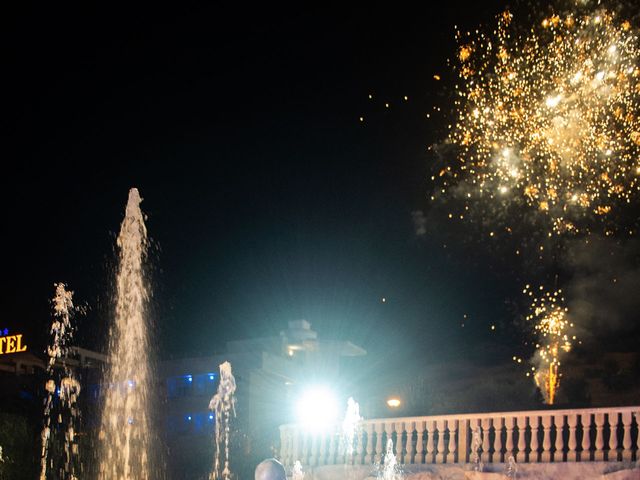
[
  {"xmin": 430, "ymin": 3, "xmax": 640, "ymax": 404},
  {"xmin": 439, "ymin": 7, "xmax": 640, "ymax": 236}
]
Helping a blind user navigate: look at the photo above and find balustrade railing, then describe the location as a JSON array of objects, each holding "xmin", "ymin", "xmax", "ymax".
[{"xmin": 279, "ymin": 406, "xmax": 639, "ymax": 467}]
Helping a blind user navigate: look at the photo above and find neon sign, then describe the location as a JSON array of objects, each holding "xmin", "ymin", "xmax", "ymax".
[{"xmin": 0, "ymin": 329, "xmax": 28, "ymax": 355}]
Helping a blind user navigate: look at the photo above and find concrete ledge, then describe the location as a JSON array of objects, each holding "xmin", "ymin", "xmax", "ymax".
[{"xmin": 302, "ymin": 461, "xmax": 640, "ymax": 480}]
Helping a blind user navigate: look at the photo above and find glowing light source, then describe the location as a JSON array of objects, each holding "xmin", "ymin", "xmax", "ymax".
[
  {"xmin": 295, "ymin": 386, "xmax": 339, "ymax": 431},
  {"xmin": 386, "ymin": 397, "xmax": 401, "ymax": 408}
]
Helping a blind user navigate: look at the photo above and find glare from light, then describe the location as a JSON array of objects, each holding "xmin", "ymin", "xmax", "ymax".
[
  {"xmin": 386, "ymin": 397, "xmax": 401, "ymax": 408},
  {"xmin": 295, "ymin": 386, "xmax": 339, "ymax": 431}
]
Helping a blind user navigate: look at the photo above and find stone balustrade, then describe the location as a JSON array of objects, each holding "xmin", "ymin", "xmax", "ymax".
[{"xmin": 279, "ymin": 406, "xmax": 639, "ymax": 467}]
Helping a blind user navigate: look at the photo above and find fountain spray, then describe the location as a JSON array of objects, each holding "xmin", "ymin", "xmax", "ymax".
[
  {"xmin": 98, "ymin": 188, "xmax": 153, "ymax": 479},
  {"xmin": 291, "ymin": 460, "xmax": 305, "ymax": 480},
  {"xmin": 341, "ymin": 397, "xmax": 362, "ymax": 459},
  {"xmin": 377, "ymin": 439, "xmax": 403, "ymax": 480},
  {"xmin": 40, "ymin": 283, "xmax": 81, "ymax": 480},
  {"xmin": 209, "ymin": 361, "xmax": 236, "ymax": 480}
]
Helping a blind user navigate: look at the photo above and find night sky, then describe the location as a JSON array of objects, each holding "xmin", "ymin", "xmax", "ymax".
[{"xmin": 5, "ymin": 1, "xmax": 636, "ymax": 374}]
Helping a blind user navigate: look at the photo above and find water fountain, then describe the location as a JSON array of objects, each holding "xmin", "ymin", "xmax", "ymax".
[
  {"xmin": 341, "ymin": 397, "xmax": 362, "ymax": 459},
  {"xmin": 505, "ymin": 455, "xmax": 517, "ymax": 479},
  {"xmin": 377, "ymin": 439, "xmax": 403, "ymax": 480},
  {"xmin": 292, "ymin": 460, "xmax": 305, "ymax": 480},
  {"xmin": 209, "ymin": 361, "xmax": 236, "ymax": 480},
  {"xmin": 40, "ymin": 283, "xmax": 81, "ymax": 480},
  {"xmin": 98, "ymin": 188, "xmax": 153, "ymax": 479}
]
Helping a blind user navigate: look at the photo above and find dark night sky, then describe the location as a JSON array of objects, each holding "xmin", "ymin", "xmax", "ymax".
[{"xmin": 7, "ymin": 1, "xmax": 626, "ymax": 371}]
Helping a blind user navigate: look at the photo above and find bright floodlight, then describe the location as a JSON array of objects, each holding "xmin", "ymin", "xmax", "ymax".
[
  {"xmin": 386, "ymin": 397, "xmax": 401, "ymax": 408},
  {"xmin": 295, "ymin": 386, "xmax": 339, "ymax": 431}
]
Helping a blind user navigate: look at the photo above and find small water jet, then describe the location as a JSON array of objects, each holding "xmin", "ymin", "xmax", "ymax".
[
  {"xmin": 98, "ymin": 188, "xmax": 153, "ymax": 479},
  {"xmin": 209, "ymin": 361, "xmax": 236, "ymax": 480},
  {"xmin": 377, "ymin": 439, "xmax": 403, "ymax": 480},
  {"xmin": 505, "ymin": 455, "xmax": 517, "ymax": 479},
  {"xmin": 40, "ymin": 283, "xmax": 81, "ymax": 480},
  {"xmin": 341, "ymin": 397, "xmax": 362, "ymax": 459},
  {"xmin": 291, "ymin": 460, "xmax": 305, "ymax": 480}
]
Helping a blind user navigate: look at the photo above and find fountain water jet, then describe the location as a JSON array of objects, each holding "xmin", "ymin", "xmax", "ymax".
[
  {"xmin": 209, "ymin": 361, "xmax": 236, "ymax": 480},
  {"xmin": 341, "ymin": 397, "xmax": 361, "ymax": 459},
  {"xmin": 40, "ymin": 283, "xmax": 80, "ymax": 480},
  {"xmin": 506, "ymin": 455, "xmax": 517, "ymax": 479},
  {"xmin": 292, "ymin": 460, "xmax": 305, "ymax": 480},
  {"xmin": 376, "ymin": 439, "xmax": 403, "ymax": 480},
  {"xmin": 98, "ymin": 188, "xmax": 153, "ymax": 480}
]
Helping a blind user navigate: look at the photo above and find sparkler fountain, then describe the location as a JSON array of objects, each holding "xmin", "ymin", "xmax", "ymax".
[{"xmin": 98, "ymin": 188, "xmax": 154, "ymax": 479}]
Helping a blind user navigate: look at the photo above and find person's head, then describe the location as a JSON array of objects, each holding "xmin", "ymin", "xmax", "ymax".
[{"xmin": 254, "ymin": 458, "xmax": 286, "ymax": 480}]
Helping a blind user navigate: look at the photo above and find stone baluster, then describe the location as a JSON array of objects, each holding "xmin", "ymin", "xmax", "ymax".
[
  {"xmin": 530, "ymin": 416, "xmax": 540, "ymax": 463},
  {"xmin": 355, "ymin": 425, "xmax": 365, "ymax": 465},
  {"xmin": 567, "ymin": 414, "xmax": 578, "ymax": 462},
  {"xmin": 341, "ymin": 428, "xmax": 349, "ymax": 465},
  {"xmin": 504, "ymin": 417, "xmax": 515, "ymax": 461},
  {"xmin": 301, "ymin": 432, "xmax": 310, "ymax": 466},
  {"xmin": 311, "ymin": 433, "xmax": 321, "ymax": 466},
  {"xmin": 389, "ymin": 421, "xmax": 398, "ymax": 460},
  {"xmin": 447, "ymin": 419, "xmax": 458, "ymax": 464},
  {"xmin": 636, "ymin": 411, "xmax": 640, "ymax": 455},
  {"xmin": 553, "ymin": 414, "xmax": 565, "ymax": 462},
  {"xmin": 541, "ymin": 415, "xmax": 552, "ymax": 462},
  {"xmin": 279, "ymin": 426, "xmax": 289, "ymax": 466},
  {"xmin": 471, "ymin": 419, "xmax": 482, "ymax": 465},
  {"xmin": 481, "ymin": 418, "xmax": 491, "ymax": 464},
  {"xmin": 580, "ymin": 414, "xmax": 592, "ymax": 462},
  {"xmin": 415, "ymin": 421, "xmax": 426, "ymax": 465},
  {"xmin": 320, "ymin": 431, "xmax": 330, "ymax": 466},
  {"xmin": 594, "ymin": 413, "xmax": 605, "ymax": 461},
  {"xmin": 394, "ymin": 421, "xmax": 404, "ymax": 464},
  {"xmin": 621, "ymin": 411, "xmax": 633, "ymax": 462},
  {"xmin": 292, "ymin": 429, "xmax": 300, "ymax": 467},
  {"xmin": 516, "ymin": 416, "xmax": 527, "ymax": 463},
  {"xmin": 436, "ymin": 419, "xmax": 446, "ymax": 463},
  {"xmin": 494, "ymin": 417, "xmax": 504, "ymax": 463},
  {"xmin": 607, "ymin": 411, "xmax": 619, "ymax": 462},
  {"xmin": 288, "ymin": 428, "xmax": 296, "ymax": 466},
  {"xmin": 406, "ymin": 421, "xmax": 416, "ymax": 464},
  {"xmin": 426, "ymin": 420, "xmax": 436, "ymax": 464},
  {"xmin": 457, "ymin": 419, "xmax": 469, "ymax": 464},
  {"xmin": 374, "ymin": 422, "xmax": 384, "ymax": 464},
  {"xmin": 367, "ymin": 423, "xmax": 376, "ymax": 465},
  {"xmin": 331, "ymin": 431, "xmax": 340, "ymax": 465}
]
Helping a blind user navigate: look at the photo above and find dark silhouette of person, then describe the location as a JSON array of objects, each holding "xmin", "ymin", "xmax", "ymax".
[{"xmin": 254, "ymin": 458, "xmax": 286, "ymax": 480}]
